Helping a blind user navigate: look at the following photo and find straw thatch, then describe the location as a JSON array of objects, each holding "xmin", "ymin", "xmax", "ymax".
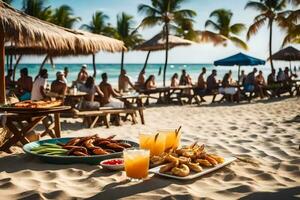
[
  {"xmin": 134, "ymin": 32, "xmax": 194, "ymax": 51},
  {"xmin": 271, "ymin": 46, "xmax": 300, "ymax": 61},
  {"xmin": 0, "ymin": 1, "xmax": 125, "ymax": 54}
]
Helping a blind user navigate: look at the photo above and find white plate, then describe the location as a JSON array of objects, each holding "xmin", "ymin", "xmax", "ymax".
[{"xmin": 149, "ymin": 157, "xmax": 236, "ymax": 180}]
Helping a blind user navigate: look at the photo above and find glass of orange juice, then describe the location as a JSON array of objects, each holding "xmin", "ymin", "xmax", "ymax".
[
  {"xmin": 123, "ymin": 149, "xmax": 150, "ymax": 181},
  {"xmin": 139, "ymin": 133, "xmax": 166, "ymax": 156},
  {"xmin": 158, "ymin": 128, "xmax": 181, "ymax": 151}
]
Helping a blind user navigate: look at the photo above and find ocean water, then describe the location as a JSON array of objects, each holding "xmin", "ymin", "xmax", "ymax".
[{"xmin": 8, "ymin": 63, "xmax": 287, "ymax": 87}]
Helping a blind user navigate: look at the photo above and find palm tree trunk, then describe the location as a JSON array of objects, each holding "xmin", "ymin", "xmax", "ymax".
[
  {"xmin": 269, "ymin": 19, "xmax": 274, "ymax": 71},
  {"xmin": 120, "ymin": 49, "xmax": 125, "ymax": 72},
  {"xmin": 141, "ymin": 50, "xmax": 151, "ymax": 73},
  {"xmin": 163, "ymin": 24, "xmax": 169, "ymax": 87},
  {"xmin": 13, "ymin": 55, "xmax": 23, "ymax": 82}
]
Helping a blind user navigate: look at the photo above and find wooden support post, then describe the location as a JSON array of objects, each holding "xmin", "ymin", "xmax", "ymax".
[
  {"xmin": 0, "ymin": 32, "xmax": 5, "ymax": 104},
  {"xmin": 92, "ymin": 54, "xmax": 96, "ymax": 78}
]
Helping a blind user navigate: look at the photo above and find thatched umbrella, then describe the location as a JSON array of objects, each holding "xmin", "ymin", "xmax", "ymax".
[
  {"xmin": 135, "ymin": 32, "xmax": 194, "ymax": 86},
  {"xmin": 0, "ymin": 1, "xmax": 124, "ymax": 103},
  {"xmin": 271, "ymin": 46, "xmax": 300, "ymax": 70}
]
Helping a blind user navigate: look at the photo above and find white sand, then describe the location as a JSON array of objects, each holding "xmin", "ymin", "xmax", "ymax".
[{"xmin": 0, "ymin": 97, "xmax": 300, "ymax": 200}]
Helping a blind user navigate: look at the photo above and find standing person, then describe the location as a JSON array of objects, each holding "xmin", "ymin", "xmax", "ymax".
[
  {"xmin": 99, "ymin": 73, "xmax": 124, "ymax": 108},
  {"xmin": 206, "ymin": 69, "xmax": 219, "ymax": 103},
  {"xmin": 51, "ymin": 71, "xmax": 67, "ymax": 98},
  {"xmin": 277, "ymin": 68, "xmax": 285, "ymax": 82},
  {"xmin": 118, "ymin": 69, "xmax": 135, "ymax": 93},
  {"xmin": 79, "ymin": 76, "xmax": 103, "ymax": 110},
  {"xmin": 31, "ymin": 69, "xmax": 48, "ymax": 101},
  {"xmin": 195, "ymin": 67, "xmax": 207, "ymax": 102},
  {"xmin": 179, "ymin": 69, "xmax": 188, "ymax": 85},
  {"xmin": 16, "ymin": 68, "xmax": 33, "ymax": 101},
  {"xmin": 76, "ymin": 65, "xmax": 89, "ymax": 85},
  {"xmin": 239, "ymin": 70, "xmax": 247, "ymax": 85},
  {"xmin": 144, "ymin": 75, "xmax": 156, "ymax": 90},
  {"xmin": 171, "ymin": 73, "xmax": 179, "ymax": 87}
]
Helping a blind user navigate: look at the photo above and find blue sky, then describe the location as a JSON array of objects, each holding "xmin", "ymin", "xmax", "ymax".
[{"xmin": 11, "ymin": 0, "xmax": 299, "ymax": 64}]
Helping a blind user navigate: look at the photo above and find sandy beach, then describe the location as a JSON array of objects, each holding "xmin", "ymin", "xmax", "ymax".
[{"xmin": 0, "ymin": 96, "xmax": 299, "ymax": 200}]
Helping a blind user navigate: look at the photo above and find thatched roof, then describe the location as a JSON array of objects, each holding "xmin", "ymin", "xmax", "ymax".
[
  {"xmin": 271, "ymin": 46, "xmax": 300, "ymax": 61},
  {"xmin": 134, "ymin": 32, "xmax": 194, "ymax": 51},
  {"xmin": 0, "ymin": 1, "xmax": 125, "ymax": 54}
]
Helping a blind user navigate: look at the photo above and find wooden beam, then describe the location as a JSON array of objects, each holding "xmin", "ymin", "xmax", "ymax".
[{"xmin": 0, "ymin": 31, "xmax": 5, "ymax": 104}]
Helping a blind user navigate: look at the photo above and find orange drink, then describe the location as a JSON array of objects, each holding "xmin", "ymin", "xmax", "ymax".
[
  {"xmin": 123, "ymin": 149, "xmax": 150, "ymax": 181},
  {"xmin": 158, "ymin": 129, "xmax": 181, "ymax": 150},
  {"xmin": 151, "ymin": 133, "xmax": 166, "ymax": 156},
  {"xmin": 139, "ymin": 133, "xmax": 166, "ymax": 156}
]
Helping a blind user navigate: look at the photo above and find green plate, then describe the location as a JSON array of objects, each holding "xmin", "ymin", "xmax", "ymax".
[{"xmin": 23, "ymin": 137, "xmax": 139, "ymax": 165}]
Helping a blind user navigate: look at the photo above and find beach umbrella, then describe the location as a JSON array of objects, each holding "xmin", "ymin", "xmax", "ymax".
[
  {"xmin": 135, "ymin": 32, "xmax": 194, "ymax": 86},
  {"xmin": 0, "ymin": 1, "xmax": 125, "ymax": 103},
  {"xmin": 214, "ymin": 52, "xmax": 265, "ymax": 83},
  {"xmin": 270, "ymin": 46, "xmax": 300, "ymax": 70}
]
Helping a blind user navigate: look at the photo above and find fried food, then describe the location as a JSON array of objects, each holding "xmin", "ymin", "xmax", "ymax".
[
  {"xmin": 171, "ymin": 164, "xmax": 190, "ymax": 177},
  {"xmin": 186, "ymin": 162, "xmax": 203, "ymax": 172},
  {"xmin": 157, "ymin": 142, "xmax": 224, "ymax": 177},
  {"xmin": 195, "ymin": 159, "xmax": 213, "ymax": 167}
]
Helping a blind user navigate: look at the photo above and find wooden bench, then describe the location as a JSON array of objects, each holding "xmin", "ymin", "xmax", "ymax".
[{"xmin": 72, "ymin": 106, "xmax": 145, "ymax": 128}]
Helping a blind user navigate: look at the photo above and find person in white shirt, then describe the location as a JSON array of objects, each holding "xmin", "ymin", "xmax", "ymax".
[{"xmin": 31, "ymin": 69, "xmax": 48, "ymax": 101}]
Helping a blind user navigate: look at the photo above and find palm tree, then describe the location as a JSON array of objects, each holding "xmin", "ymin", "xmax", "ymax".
[
  {"xmin": 278, "ymin": 9, "xmax": 300, "ymax": 46},
  {"xmin": 81, "ymin": 11, "xmax": 118, "ymax": 77},
  {"xmin": 245, "ymin": 0, "xmax": 290, "ymax": 70},
  {"xmin": 80, "ymin": 11, "xmax": 116, "ymax": 36},
  {"xmin": 199, "ymin": 9, "xmax": 248, "ymax": 50},
  {"xmin": 174, "ymin": 18, "xmax": 198, "ymax": 41},
  {"xmin": 115, "ymin": 12, "xmax": 143, "ymax": 72},
  {"xmin": 22, "ymin": 0, "xmax": 52, "ymax": 21},
  {"xmin": 138, "ymin": 0, "xmax": 196, "ymax": 86},
  {"xmin": 51, "ymin": 5, "xmax": 81, "ymax": 29}
]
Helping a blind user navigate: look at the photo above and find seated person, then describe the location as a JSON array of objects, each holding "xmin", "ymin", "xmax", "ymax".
[
  {"xmin": 99, "ymin": 73, "xmax": 124, "ymax": 108},
  {"xmin": 218, "ymin": 73, "xmax": 238, "ymax": 102},
  {"xmin": 144, "ymin": 75, "xmax": 156, "ymax": 90},
  {"xmin": 255, "ymin": 70, "xmax": 268, "ymax": 98},
  {"xmin": 16, "ymin": 68, "xmax": 33, "ymax": 101},
  {"xmin": 267, "ymin": 69, "xmax": 280, "ymax": 97},
  {"xmin": 171, "ymin": 73, "xmax": 179, "ymax": 87},
  {"xmin": 179, "ymin": 69, "xmax": 188, "ymax": 85},
  {"xmin": 31, "ymin": 69, "xmax": 48, "ymax": 101},
  {"xmin": 63, "ymin": 67, "xmax": 69, "ymax": 85},
  {"xmin": 51, "ymin": 71, "xmax": 67, "ymax": 98},
  {"xmin": 277, "ymin": 68, "xmax": 285, "ymax": 83},
  {"xmin": 118, "ymin": 69, "xmax": 135, "ymax": 92},
  {"xmin": 206, "ymin": 69, "xmax": 219, "ymax": 103},
  {"xmin": 194, "ymin": 67, "xmax": 206, "ymax": 102},
  {"xmin": 5, "ymin": 69, "xmax": 14, "ymax": 89},
  {"xmin": 244, "ymin": 68, "xmax": 257, "ymax": 92},
  {"xmin": 76, "ymin": 64, "xmax": 89, "ymax": 86},
  {"xmin": 137, "ymin": 69, "xmax": 146, "ymax": 89},
  {"xmin": 79, "ymin": 76, "xmax": 103, "ymax": 110}
]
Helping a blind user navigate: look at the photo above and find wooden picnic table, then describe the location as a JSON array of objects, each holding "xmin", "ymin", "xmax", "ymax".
[
  {"xmin": 116, "ymin": 93, "xmax": 148, "ymax": 124},
  {"xmin": 0, "ymin": 106, "xmax": 71, "ymax": 152}
]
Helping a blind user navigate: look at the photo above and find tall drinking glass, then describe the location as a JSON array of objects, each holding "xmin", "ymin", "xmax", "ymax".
[
  {"xmin": 158, "ymin": 129, "xmax": 181, "ymax": 151},
  {"xmin": 123, "ymin": 149, "xmax": 150, "ymax": 181},
  {"xmin": 139, "ymin": 132, "xmax": 166, "ymax": 156}
]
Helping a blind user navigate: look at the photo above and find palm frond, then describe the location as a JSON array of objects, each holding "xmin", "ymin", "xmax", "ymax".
[
  {"xmin": 247, "ymin": 17, "xmax": 267, "ymax": 40},
  {"xmin": 204, "ymin": 19, "xmax": 220, "ymax": 31},
  {"xmin": 230, "ymin": 23, "xmax": 246, "ymax": 35},
  {"xmin": 196, "ymin": 30, "xmax": 227, "ymax": 45},
  {"xmin": 245, "ymin": 1, "xmax": 268, "ymax": 12},
  {"xmin": 140, "ymin": 16, "xmax": 163, "ymax": 28},
  {"xmin": 229, "ymin": 36, "xmax": 249, "ymax": 50}
]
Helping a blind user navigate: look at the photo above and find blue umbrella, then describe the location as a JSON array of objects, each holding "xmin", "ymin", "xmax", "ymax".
[{"xmin": 214, "ymin": 52, "xmax": 265, "ymax": 84}]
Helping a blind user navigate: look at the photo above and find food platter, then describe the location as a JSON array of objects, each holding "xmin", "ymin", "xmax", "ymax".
[
  {"xmin": 23, "ymin": 137, "xmax": 139, "ymax": 165},
  {"xmin": 150, "ymin": 157, "xmax": 236, "ymax": 180}
]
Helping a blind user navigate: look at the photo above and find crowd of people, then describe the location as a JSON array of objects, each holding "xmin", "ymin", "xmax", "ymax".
[{"xmin": 4, "ymin": 64, "xmax": 299, "ymax": 108}]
